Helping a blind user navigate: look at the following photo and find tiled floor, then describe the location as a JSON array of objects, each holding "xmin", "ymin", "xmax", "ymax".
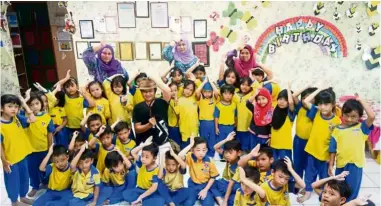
[{"xmin": 0, "ymin": 155, "xmax": 380, "ymax": 206}]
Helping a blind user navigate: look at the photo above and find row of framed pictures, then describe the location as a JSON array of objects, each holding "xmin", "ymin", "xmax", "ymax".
[{"xmin": 76, "ymin": 41, "xmax": 210, "ymax": 66}]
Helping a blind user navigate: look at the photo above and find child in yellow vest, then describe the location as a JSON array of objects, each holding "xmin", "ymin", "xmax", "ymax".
[
  {"xmin": 112, "ymin": 120, "xmax": 136, "ymax": 161},
  {"xmin": 87, "ymin": 81, "xmax": 110, "ymax": 124},
  {"xmin": 234, "ymin": 166, "xmax": 266, "ymax": 206}
]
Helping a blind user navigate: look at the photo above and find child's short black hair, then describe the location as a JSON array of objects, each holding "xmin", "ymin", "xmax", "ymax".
[
  {"xmin": 88, "ymin": 81, "xmax": 105, "ymax": 98},
  {"xmin": 259, "ymin": 146, "xmax": 273, "ymax": 159},
  {"xmin": 192, "ymin": 137, "xmax": 207, "ymax": 149},
  {"xmin": 80, "ymin": 149, "xmax": 94, "ymax": 160},
  {"xmin": 183, "ymin": 80, "xmax": 196, "ymax": 92},
  {"xmin": 220, "ymin": 84, "xmax": 235, "ymax": 95},
  {"xmin": 87, "ymin": 113, "xmax": 102, "ymax": 125},
  {"xmin": 111, "ymin": 75, "xmax": 128, "ymax": 95},
  {"xmin": 193, "ymin": 65, "xmax": 206, "ymax": 74},
  {"xmin": 55, "ymin": 90, "xmax": 66, "ymax": 107},
  {"xmin": 170, "ymin": 67, "xmax": 184, "ymax": 78},
  {"xmin": 63, "ymin": 77, "xmax": 78, "ymax": 89},
  {"xmin": 168, "ymin": 82, "xmax": 178, "ymax": 89},
  {"xmin": 316, "ymin": 87, "xmax": 336, "ymax": 105},
  {"xmin": 272, "ymin": 159, "xmax": 291, "ymax": 177},
  {"xmin": 27, "ymin": 93, "xmax": 44, "ymax": 109},
  {"xmin": 301, "ymin": 87, "xmax": 318, "ymax": 99},
  {"xmin": 105, "ymin": 151, "xmax": 123, "ymax": 169},
  {"xmin": 1, "ymin": 94, "xmax": 21, "ymax": 108},
  {"xmin": 224, "ymin": 140, "xmax": 241, "ymax": 152},
  {"xmin": 239, "ymin": 77, "xmax": 253, "ymax": 94},
  {"xmin": 135, "ymin": 73, "xmax": 148, "ymax": 82},
  {"xmin": 342, "ymin": 99, "xmax": 364, "ymax": 117},
  {"xmin": 142, "ymin": 143, "xmax": 159, "ymax": 157},
  {"xmin": 252, "ymin": 68, "xmax": 265, "ymax": 77},
  {"xmin": 52, "ymin": 145, "xmax": 69, "ymax": 157},
  {"xmin": 165, "ymin": 150, "xmax": 176, "ymax": 161},
  {"xmin": 325, "ymin": 179, "xmax": 351, "ymax": 199},
  {"xmin": 74, "ymin": 133, "xmax": 86, "ymax": 143},
  {"xmin": 243, "ymin": 166, "xmax": 260, "ymax": 184},
  {"xmin": 100, "ymin": 125, "xmax": 113, "ymax": 139},
  {"xmin": 114, "ymin": 121, "xmax": 131, "ymax": 134}
]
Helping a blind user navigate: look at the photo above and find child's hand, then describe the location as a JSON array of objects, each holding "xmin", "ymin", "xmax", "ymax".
[
  {"xmin": 169, "ymin": 40, "xmax": 176, "ymax": 47},
  {"xmin": 148, "ymin": 117, "xmax": 157, "ymax": 127},
  {"xmin": 33, "ymin": 82, "xmax": 48, "ymax": 93},
  {"xmin": 48, "ymin": 143, "xmax": 55, "ymax": 155},
  {"xmin": 189, "ymin": 134, "xmax": 195, "ymax": 146},
  {"xmin": 215, "ymin": 127, "xmax": 220, "ymax": 135},
  {"xmin": 143, "ymin": 136, "xmax": 153, "ymax": 147},
  {"xmin": 132, "ymin": 196, "xmax": 143, "ymax": 206},
  {"xmin": 98, "ymin": 125, "xmax": 106, "ymax": 135},
  {"xmin": 187, "ymin": 73, "xmax": 196, "ymax": 81},
  {"xmin": 226, "ymin": 131, "xmax": 236, "ymax": 141},
  {"xmin": 25, "ymin": 88, "xmax": 31, "ymax": 99},
  {"xmin": 249, "ymin": 144, "xmax": 260, "ymax": 158},
  {"xmin": 170, "ymin": 59, "xmax": 175, "ymax": 68},
  {"xmin": 334, "ymin": 171, "xmax": 349, "ymax": 181},
  {"xmin": 80, "ymin": 141, "xmax": 88, "ymax": 152},
  {"xmin": 352, "ymin": 194, "xmax": 371, "ymax": 205},
  {"xmin": 198, "ymin": 188, "xmax": 208, "ymax": 200},
  {"xmin": 121, "ymin": 95, "xmax": 128, "ymax": 103},
  {"xmin": 28, "ymin": 113, "xmax": 36, "ymax": 123},
  {"xmin": 284, "ymin": 156, "xmax": 293, "ymax": 171},
  {"xmin": 328, "ymin": 165, "xmax": 334, "ymax": 177},
  {"xmin": 221, "ymin": 54, "xmax": 227, "ymax": 64},
  {"xmin": 1, "ymin": 159, "xmax": 12, "ymax": 173},
  {"xmin": 239, "ymin": 167, "xmax": 246, "ymax": 180},
  {"xmin": 169, "ymin": 147, "xmax": 176, "ymax": 157},
  {"xmin": 73, "ymin": 131, "xmax": 79, "ymax": 138}
]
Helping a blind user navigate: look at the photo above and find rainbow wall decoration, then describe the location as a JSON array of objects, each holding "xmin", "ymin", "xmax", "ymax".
[{"xmin": 254, "ymin": 16, "xmax": 347, "ymax": 63}]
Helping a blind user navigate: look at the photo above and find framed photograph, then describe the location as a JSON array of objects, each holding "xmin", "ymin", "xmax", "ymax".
[
  {"xmin": 194, "ymin": 19, "xmax": 207, "ymax": 38},
  {"xmin": 117, "ymin": 2, "xmax": 136, "ymax": 28},
  {"xmin": 7, "ymin": 12, "xmax": 18, "ymax": 28},
  {"xmin": 150, "ymin": 2, "xmax": 169, "ymax": 28},
  {"xmin": 89, "ymin": 41, "xmax": 101, "ymax": 48},
  {"xmin": 76, "ymin": 41, "xmax": 89, "ymax": 59},
  {"xmin": 119, "ymin": 42, "xmax": 134, "ymax": 61},
  {"xmin": 57, "ymin": 27, "xmax": 71, "ymax": 40},
  {"xmin": 135, "ymin": 1, "xmax": 149, "ymax": 18},
  {"xmin": 134, "ymin": 42, "xmax": 148, "ymax": 60},
  {"xmin": 192, "ymin": 42, "xmax": 210, "ymax": 67},
  {"xmin": 10, "ymin": 32, "xmax": 21, "ymax": 48},
  {"xmin": 58, "ymin": 41, "xmax": 72, "ymax": 51},
  {"xmin": 79, "ymin": 20, "xmax": 94, "ymax": 39},
  {"xmin": 148, "ymin": 42, "xmax": 162, "ymax": 60}
]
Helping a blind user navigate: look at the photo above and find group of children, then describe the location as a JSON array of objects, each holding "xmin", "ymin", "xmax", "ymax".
[{"xmin": 0, "ymin": 54, "xmax": 377, "ymax": 206}]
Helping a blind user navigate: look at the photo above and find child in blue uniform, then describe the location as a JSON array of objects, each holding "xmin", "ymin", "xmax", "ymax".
[{"xmin": 329, "ymin": 96, "xmax": 375, "ymax": 201}]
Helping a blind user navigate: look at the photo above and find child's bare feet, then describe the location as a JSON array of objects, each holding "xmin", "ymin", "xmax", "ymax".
[
  {"xmin": 297, "ymin": 191, "xmax": 312, "ymax": 203},
  {"xmin": 27, "ymin": 189, "xmax": 38, "ymax": 197},
  {"xmin": 20, "ymin": 197, "xmax": 34, "ymax": 205}
]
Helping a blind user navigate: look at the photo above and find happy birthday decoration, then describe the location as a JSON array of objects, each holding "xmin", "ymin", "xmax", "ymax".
[
  {"xmin": 222, "ymin": 2, "xmax": 243, "ymax": 25},
  {"xmin": 362, "ymin": 46, "xmax": 380, "ymax": 70},
  {"xmin": 345, "ymin": 4, "xmax": 358, "ymax": 18},
  {"xmin": 313, "ymin": 2, "xmax": 326, "ymax": 15},
  {"xmin": 369, "ymin": 23, "xmax": 379, "ymax": 36},
  {"xmin": 254, "ymin": 16, "xmax": 348, "ymax": 63},
  {"xmin": 367, "ymin": 1, "xmax": 380, "ymax": 17}
]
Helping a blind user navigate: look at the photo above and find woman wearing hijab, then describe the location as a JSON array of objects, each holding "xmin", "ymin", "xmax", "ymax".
[
  {"xmin": 83, "ymin": 43, "xmax": 129, "ymax": 83},
  {"xmin": 162, "ymin": 37, "xmax": 198, "ymax": 72},
  {"xmin": 226, "ymin": 44, "xmax": 257, "ymax": 78}
]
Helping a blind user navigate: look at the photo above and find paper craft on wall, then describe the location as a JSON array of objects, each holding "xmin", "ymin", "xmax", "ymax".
[
  {"xmin": 313, "ymin": 2, "xmax": 326, "ymax": 15},
  {"xmin": 362, "ymin": 45, "xmax": 380, "ymax": 70},
  {"xmin": 192, "ymin": 42, "xmax": 210, "ymax": 66},
  {"xmin": 345, "ymin": 4, "xmax": 357, "ymax": 18},
  {"xmin": 117, "ymin": 3, "xmax": 136, "ymax": 28},
  {"xmin": 367, "ymin": 1, "xmax": 380, "ymax": 17},
  {"xmin": 135, "ymin": 42, "xmax": 148, "ymax": 60},
  {"xmin": 194, "ymin": 19, "xmax": 207, "ymax": 38},
  {"xmin": 333, "ymin": 7, "xmax": 341, "ymax": 21},
  {"xmin": 220, "ymin": 26, "xmax": 237, "ymax": 43},
  {"xmin": 206, "ymin": 31, "xmax": 225, "ymax": 52},
  {"xmin": 151, "ymin": 2, "xmax": 169, "ymax": 28},
  {"xmin": 369, "ymin": 23, "xmax": 379, "ymax": 36},
  {"xmin": 240, "ymin": 11, "xmax": 257, "ymax": 30},
  {"xmin": 209, "ymin": 11, "xmax": 220, "ymax": 21},
  {"xmin": 355, "ymin": 39, "xmax": 362, "ymax": 51},
  {"xmin": 79, "ymin": 20, "xmax": 94, "ymax": 39},
  {"xmin": 222, "ymin": 2, "xmax": 243, "ymax": 25},
  {"xmin": 135, "ymin": 1, "xmax": 149, "ymax": 18},
  {"xmin": 262, "ymin": 1, "xmax": 271, "ymax": 8},
  {"xmin": 148, "ymin": 42, "xmax": 162, "ymax": 60},
  {"xmin": 58, "ymin": 41, "xmax": 72, "ymax": 51},
  {"xmin": 76, "ymin": 41, "xmax": 89, "ymax": 59},
  {"xmin": 254, "ymin": 16, "xmax": 348, "ymax": 63},
  {"xmin": 119, "ymin": 42, "xmax": 134, "ymax": 61},
  {"xmin": 63, "ymin": 12, "xmax": 76, "ymax": 34},
  {"xmin": 356, "ymin": 23, "xmax": 361, "ymax": 33},
  {"xmin": 337, "ymin": 1, "xmax": 344, "ymax": 5}
]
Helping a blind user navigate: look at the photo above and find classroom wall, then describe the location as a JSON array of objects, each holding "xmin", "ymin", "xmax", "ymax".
[{"xmin": 67, "ymin": 1, "xmax": 380, "ymax": 103}]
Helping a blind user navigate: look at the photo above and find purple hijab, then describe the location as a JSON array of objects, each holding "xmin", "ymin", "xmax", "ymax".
[
  {"xmin": 173, "ymin": 38, "xmax": 195, "ymax": 64},
  {"xmin": 97, "ymin": 45, "xmax": 122, "ymax": 77}
]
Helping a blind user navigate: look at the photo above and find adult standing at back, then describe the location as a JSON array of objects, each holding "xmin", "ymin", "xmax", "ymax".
[
  {"xmin": 162, "ymin": 37, "xmax": 198, "ymax": 73},
  {"xmin": 83, "ymin": 43, "xmax": 129, "ymax": 83},
  {"xmin": 226, "ymin": 44, "xmax": 257, "ymax": 78}
]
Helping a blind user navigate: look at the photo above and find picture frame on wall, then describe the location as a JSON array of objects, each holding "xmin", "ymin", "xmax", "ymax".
[
  {"xmin": 89, "ymin": 41, "xmax": 101, "ymax": 48},
  {"xmin": 134, "ymin": 42, "xmax": 148, "ymax": 60},
  {"xmin": 79, "ymin": 20, "xmax": 94, "ymax": 39},
  {"xmin": 192, "ymin": 42, "xmax": 210, "ymax": 66},
  {"xmin": 135, "ymin": 1, "xmax": 149, "ymax": 18},
  {"xmin": 117, "ymin": 2, "xmax": 136, "ymax": 28},
  {"xmin": 76, "ymin": 41, "xmax": 89, "ymax": 59},
  {"xmin": 148, "ymin": 42, "xmax": 162, "ymax": 60},
  {"xmin": 193, "ymin": 19, "xmax": 207, "ymax": 38},
  {"xmin": 150, "ymin": 2, "xmax": 169, "ymax": 28},
  {"xmin": 58, "ymin": 41, "xmax": 72, "ymax": 51},
  {"xmin": 119, "ymin": 42, "xmax": 134, "ymax": 61}
]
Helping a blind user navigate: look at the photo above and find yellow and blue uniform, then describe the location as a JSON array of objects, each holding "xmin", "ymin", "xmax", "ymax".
[
  {"xmin": 1, "ymin": 114, "xmax": 32, "ymax": 203},
  {"xmin": 69, "ymin": 165, "xmax": 101, "ymax": 205},
  {"xmin": 64, "ymin": 95, "xmax": 89, "ymax": 129},
  {"xmin": 261, "ymin": 181, "xmax": 294, "ymax": 206},
  {"xmin": 329, "ymin": 121, "xmax": 373, "ymax": 201},
  {"xmin": 213, "ymin": 161, "xmax": 240, "ymax": 205},
  {"xmin": 45, "ymin": 91, "xmax": 57, "ymax": 113},
  {"xmin": 87, "ymin": 97, "xmax": 110, "ymax": 124},
  {"xmin": 262, "ymin": 82, "xmax": 281, "ymax": 108},
  {"xmin": 214, "ymin": 101, "xmax": 237, "ymax": 142},
  {"xmin": 198, "ymin": 95, "xmax": 218, "ymax": 156},
  {"xmin": 33, "ymin": 163, "xmax": 73, "ymax": 206},
  {"xmin": 158, "ymin": 168, "xmax": 191, "ymax": 205},
  {"xmin": 234, "ymin": 188, "xmax": 261, "ymax": 206},
  {"xmin": 271, "ymin": 110, "xmax": 296, "ymax": 160},
  {"xmin": 129, "ymin": 85, "xmax": 145, "ymax": 106},
  {"xmin": 103, "ymin": 79, "xmax": 132, "ymax": 125},
  {"xmin": 234, "ymin": 91, "xmax": 254, "ymax": 151},
  {"xmin": 97, "ymin": 166, "xmax": 137, "ymax": 205},
  {"xmin": 304, "ymin": 105, "xmax": 341, "ymax": 192},
  {"xmin": 168, "ymin": 99, "xmax": 181, "ymax": 147},
  {"xmin": 26, "ymin": 112, "xmax": 55, "ymax": 190},
  {"xmin": 185, "ymin": 152, "xmax": 220, "ymax": 205},
  {"xmin": 116, "ymin": 138, "xmax": 136, "ymax": 160},
  {"xmin": 174, "ymin": 96, "xmax": 199, "ymax": 144},
  {"xmin": 122, "ymin": 157, "xmax": 165, "ymax": 205},
  {"xmin": 94, "ymin": 143, "xmax": 119, "ymax": 175},
  {"xmin": 50, "ymin": 106, "xmax": 70, "ymax": 148}
]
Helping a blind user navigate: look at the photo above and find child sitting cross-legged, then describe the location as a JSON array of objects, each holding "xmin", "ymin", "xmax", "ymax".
[{"xmin": 234, "ymin": 166, "xmax": 266, "ymax": 206}]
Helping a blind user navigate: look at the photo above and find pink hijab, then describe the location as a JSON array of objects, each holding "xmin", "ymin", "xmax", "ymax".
[{"xmin": 234, "ymin": 45, "xmax": 257, "ymax": 78}]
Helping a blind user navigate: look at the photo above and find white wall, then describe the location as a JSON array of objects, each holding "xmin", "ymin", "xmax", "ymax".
[{"xmin": 67, "ymin": 1, "xmax": 380, "ymax": 103}]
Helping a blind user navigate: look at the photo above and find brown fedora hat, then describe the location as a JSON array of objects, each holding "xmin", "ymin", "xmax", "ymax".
[{"xmin": 139, "ymin": 79, "xmax": 157, "ymax": 91}]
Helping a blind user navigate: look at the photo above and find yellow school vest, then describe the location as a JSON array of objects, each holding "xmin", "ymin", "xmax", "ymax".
[
  {"xmin": 234, "ymin": 188, "xmax": 261, "ymax": 206},
  {"xmin": 131, "ymin": 86, "xmax": 144, "ymax": 106},
  {"xmin": 295, "ymin": 105, "xmax": 313, "ymax": 140},
  {"xmin": 26, "ymin": 113, "xmax": 53, "ymax": 152},
  {"xmin": 234, "ymin": 91, "xmax": 254, "ymax": 132},
  {"xmin": 168, "ymin": 100, "xmax": 179, "ymax": 127},
  {"xmin": 46, "ymin": 92, "xmax": 57, "ymax": 113},
  {"xmin": 71, "ymin": 166, "xmax": 101, "ymax": 199},
  {"xmin": 49, "ymin": 106, "xmax": 66, "ymax": 125},
  {"xmin": 101, "ymin": 167, "xmax": 128, "ymax": 186},
  {"xmin": 271, "ymin": 114, "xmax": 294, "ymax": 150},
  {"xmin": 47, "ymin": 163, "xmax": 72, "ymax": 191},
  {"xmin": 222, "ymin": 162, "xmax": 238, "ymax": 181},
  {"xmin": 261, "ymin": 181, "xmax": 291, "ymax": 206},
  {"xmin": 64, "ymin": 95, "xmax": 85, "ymax": 129},
  {"xmin": 137, "ymin": 164, "xmax": 159, "ymax": 189},
  {"xmin": 87, "ymin": 98, "xmax": 110, "ymax": 124},
  {"xmin": 116, "ymin": 139, "xmax": 136, "ymax": 159},
  {"xmin": 198, "ymin": 96, "xmax": 217, "ymax": 121},
  {"xmin": 175, "ymin": 97, "xmax": 199, "ymax": 141},
  {"xmin": 103, "ymin": 80, "xmax": 132, "ymax": 124},
  {"xmin": 0, "ymin": 117, "xmax": 32, "ymax": 164},
  {"xmin": 163, "ymin": 168, "xmax": 185, "ymax": 191},
  {"xmin": 96, "ymin": 144, "xmax": 119, "ymax": 175},
  {"xmin": 185, "ymin": 152, "xmax": 219, "ymax": 184},
  {"xmin": 215, "ymin": 102, "xmax": 237, "ymax": 125}
]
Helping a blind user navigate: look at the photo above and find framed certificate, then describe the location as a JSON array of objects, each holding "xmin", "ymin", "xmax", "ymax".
[
  {"xmin": 135, "ymin": 1, "xmax": 149, "ymax": 18},
  {"xmin": 76, "ymin": 41, "xmax": 89, "ymax": 59},
  {"xmin": 148, "ymin": 42, "xmax": 162, "ymax": 60},
  {"xmin": 150, "ymin": 2, "xmax": 169, "ymax": 28},
  {"xmin": 134, "ymin": 42, "xmax": 148, "ymax": 60},
  {"xmin": 79, "ymin": 20, "xmax": 94, "ymax": 39},
  {"xmin": 119, "ymin": 42, "xmax": 134, "ymax": 61},
  {"xmin": 117, "ymin": 2, "xmax": 136, "ymax": 28},
  {"xmin": 194, "ymin": 19, "xmax": 207, "ymax": 38}
]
